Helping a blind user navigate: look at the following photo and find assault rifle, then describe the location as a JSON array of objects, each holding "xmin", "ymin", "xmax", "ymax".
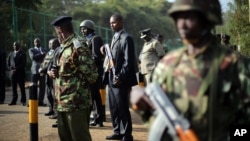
[
  {"xmin": 103, "ymin": 44, "xmax": 120, "ymax": 86},
  {"xmin": 104, "ymin": 44, "xmax": 116, "ymax": 77},
  {"xmin": 131, "ymin": 83, "xmax": 198, "ymax": 141}
]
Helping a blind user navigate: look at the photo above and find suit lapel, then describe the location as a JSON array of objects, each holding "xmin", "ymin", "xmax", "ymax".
[
  {"xmin": 111, "ymin": 30, "xmax": 124, "ymax": 49},
  {"xmin": 111, "ymin": 37, "xmax": 119, "ymax": 49}
]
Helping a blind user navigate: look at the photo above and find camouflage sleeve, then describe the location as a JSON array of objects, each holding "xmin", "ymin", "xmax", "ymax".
[
  {"xmin": 232, "ymin": 55, "xmax": 250, "ymax": 123},
  {"xmin": 75, "ymin": 44, "xmax": 98, "ymax": 85},
  {"xmin": 237, "ymin": 56, "xmax": 250, "ymax": 99}
]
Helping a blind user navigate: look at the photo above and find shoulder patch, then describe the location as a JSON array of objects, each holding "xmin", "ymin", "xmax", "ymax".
[{"xmin": 73, "ymin": 39, "xmax": 82, "ymax": 49}]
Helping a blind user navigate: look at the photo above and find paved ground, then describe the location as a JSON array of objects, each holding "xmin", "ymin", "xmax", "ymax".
[{"xmin": 0, "ymin": 83, "xmax": 148, "ymax": 141}]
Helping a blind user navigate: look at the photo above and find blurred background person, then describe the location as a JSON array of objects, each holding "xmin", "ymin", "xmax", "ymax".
[
  {"xmin": 28, "ymin": 38, "xmax": 47, "ymax": 106},
  {"xmin": 39, "ymin": 38, "xmax": 60, "ymax": 116},
  {"xmin": 139, "ymin": 28, "xmax": 165, "ymax": 85},
  {"xmin": 7, "ymin": 42, "xmax": 27, "ymax": 106},
  {"xmin": 155, "ymin": 33, "xmax": 168, "ymax": 53}
]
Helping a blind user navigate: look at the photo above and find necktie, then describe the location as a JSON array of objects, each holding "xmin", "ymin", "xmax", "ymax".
[{"xmin": 111, "ymin": 35, "xmax": 116, "ymax": 48}]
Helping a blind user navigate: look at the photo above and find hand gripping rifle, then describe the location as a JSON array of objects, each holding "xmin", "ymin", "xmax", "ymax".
[
  {"xmin": 144, "ymin": 83, "xmax": 198, "ymax": 141},
  {"xmin": 104, "ymin": 44, "xmax": 115, "ymax": 76},
  {"xmin": 104, "ymin": 44, "xmax": 121, "ymax": 86}
]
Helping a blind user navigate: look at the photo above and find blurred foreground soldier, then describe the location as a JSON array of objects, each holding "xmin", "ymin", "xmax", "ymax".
[
  {"xmin": 39, "ymin": 38, "xmax": 60, "ymax": 116},
  {"xmin": 139, "ymin": 28, "xmax": 165, "ymax": 85},
  {"xmin": 130, "ymin": 0, "xmax": 250, "ymax": 141},
  {"xmin": 7, "ymin": 42, "xmax": 27, "ymax": 106},
  {"xmin": 0, "ymin": 50, "xmax": 6, "ymax": 104},
  {"xmin": 51, "ymin": 16, "xmax": 98, "ymax": 141},
  {"xmin": 80, "ymin": 19, "xmax": 105, "ymax": 127}
]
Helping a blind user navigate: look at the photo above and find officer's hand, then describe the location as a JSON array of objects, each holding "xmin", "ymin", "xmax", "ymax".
[
  {"xmin": 47, "ymin": 70, "xmax": 53, "ymax": 78},
  {"xmin": 50, "ymin": 68, "xmax": 59, "ymax": 78},
  {"xmin": 38, "ymin": 68, "xmax": 42, "ymax": 73},
  {"xmin": 130, "ymin": 87, "xmax": 155, "ymax": 111},
  {"xmin": 11, "ymin": 69, "xmax": 16, "ymax": 75},
  {"xmin": 113, "ymin": 76, "xmax": 122, "ymax": 86}
]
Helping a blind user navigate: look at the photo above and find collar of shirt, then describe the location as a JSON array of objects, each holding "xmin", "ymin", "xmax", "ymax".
[
  {"xmin": 145, "ymin": 38, "xmax": 154, "ymax": 44},
  {"xmin": 61, "ymin": 34, "xmax": 75, "ymax": 47},
  {"xmin": 86, "ymin": 33, "xmax": 94, "ymax": 41},
  {"xmin": 114, "ymin": 28, "xmax": 124, "ymax": 39}
]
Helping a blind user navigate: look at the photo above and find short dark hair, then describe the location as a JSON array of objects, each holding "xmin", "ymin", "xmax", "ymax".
[
  {"xmin": 13, "ymin": 41, "xmax": 20, "ymax": 47},
  {"xmin": 111, "ymin": 13, "xmax": 123, "ymax": 22},
  {"xmin": 34, "ymin": 38, "xmax": 41, "ymax": 42}
]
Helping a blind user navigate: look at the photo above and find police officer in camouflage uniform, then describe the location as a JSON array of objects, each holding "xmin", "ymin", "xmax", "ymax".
[
  {"xmin": 131, "ymin": 0, "xmax": 250, "ymax": 141},
  {"xmin": 50, "ymin": 16, "xmax": 98, "ymax": 141},
  {"xmin": 39, "ymin": 38, "xmax": 60, "ymax": 116}
]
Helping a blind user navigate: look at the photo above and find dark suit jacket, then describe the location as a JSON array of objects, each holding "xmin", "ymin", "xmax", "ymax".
[
  {"xmin": 28, "ymin": 47, "xmax": 46, "ymax": 74},
  {"xmin": 111, "ymin": 30, "xmax": 138, "ymax": 87},
  {"xmin": 7, "ymin": 50, "xmax": 26, "ymax": 75},
  {"xmin": 87, "ymin": 34, "xmax": 104, "ymax": 76}
]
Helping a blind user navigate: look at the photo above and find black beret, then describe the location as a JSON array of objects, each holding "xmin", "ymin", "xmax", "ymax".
[
  {"xmin": 139, "ymin": 28, "xmax": 151, "ymax": 39},
  {"xmin": 51, "ymin": 16, "xmax": 72, "ymax": 26}
]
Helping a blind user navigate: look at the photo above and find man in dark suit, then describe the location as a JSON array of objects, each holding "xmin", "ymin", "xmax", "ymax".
[
  {"xmin": 102, "ymin": 13, "xmax": 138, "ymax": 141},
  {"xmin": 7, "ymin": 42, "xmax": 27, "ymax": 106},
  {"xmin": 28, "ymin": 38, "xmax": 47, "ymax": 106}
]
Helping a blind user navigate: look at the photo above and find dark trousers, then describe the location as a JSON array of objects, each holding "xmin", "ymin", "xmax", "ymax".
[
  {"xmin": 11, "ymin": 72, "xmax": 26, "ymax": 103},
  {"xmin": 0, "ymin": 74, "xmax": 5, "ymax": 103},
  {"xmin": 90, "ymin": 76, "xmax": 103, "ymax": 123},
  {"xmin": 46, "ymin": 76, "xmax": 54, "ymax": 112},
  {"xmin": 31, "ymin": 73, "xmax": 45, "ymax": 104},
  {"xmin": 108, "ymin": 82, "xmax": 132, "ymax": 135}
]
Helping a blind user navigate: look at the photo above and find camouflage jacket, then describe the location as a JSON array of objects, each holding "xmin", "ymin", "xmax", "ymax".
[
  {"xmin": 152, "ymin": 37, "xmax": 250, "ymax": 141},
  {"xmin": 54, "ymin": 34, "xmax": 98, "ymax": 112}
]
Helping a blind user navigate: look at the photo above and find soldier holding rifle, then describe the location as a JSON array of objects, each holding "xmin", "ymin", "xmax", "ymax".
[{"xmin": 130, "ymin": 0, "xmax": 250, "ymax": 141}]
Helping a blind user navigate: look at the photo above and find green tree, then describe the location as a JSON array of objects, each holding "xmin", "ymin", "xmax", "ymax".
[
  {"xmin": 226, "ymin": 0, "xmax": 250, "ymax": 56},
  {"xmin": 70, "ymin": 0, "xmax": 178, "ymax": 53},
  {"xmin": 0, "ymin": 0, "xmax": 42, "ymax": 53}
]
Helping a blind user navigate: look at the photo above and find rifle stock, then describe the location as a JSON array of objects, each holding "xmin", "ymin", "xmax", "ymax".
[{"xmin": 145, "ymin": 83, "xmax": 199, "ymax": 141}]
